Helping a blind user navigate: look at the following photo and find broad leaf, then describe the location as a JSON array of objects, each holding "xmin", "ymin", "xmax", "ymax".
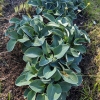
[
  {"xmin": 58, "ymin": 92, "xmax": 67, "ymax": 100},
  {"xmin": 51, "ymin": 35, "xmax": 62, "ymax": 47},
  {"xmin": 7, "ymin": 39, "xmax": 17, "ymax": 52},
  {"xmin": 43, "ymin": 13, "xmax": 55, "ymax": 22},
  {"xmin": 54, "ymin": 44, "xmax": 69, "ymax": 59},
  {"xmin": 74, "ymin": 45, "xmax": 86, "ymax": 54},
  {"xmin": 28, "ymin": 0, "xmax": 38, "ymax": 6},
  {"xmin": 9, "ymin": 17, "xmax": 20, "ymax": 23},
  {"xmin": 51, "ymin": 29, "xmax": 64, "ymax": 37},
  {"xmin": 22, "ymin": 15, "xmax": 31, "ymax": 22},
  {"xmin": 28, "ymin": 0, "xmax": 41, "ymax": 6},
  {"xmin": 70, "ymin": 63, "xmax": 81, "ymax": 73},
  {"xmin": 37, "ymin": 66, "xmax": 44, "ymax": 78},
  {"xmin": 42, "ymin": 41, "xmax": 51, "ymax": 54},
  {"xmin": 66, "ymin": 54, "xmax": 74, "ymax": 65},
  {"xmin": 24, "ymin": 88, "xmax": 31, "ymax": 99},
  {"xmin": 24, "ymin": 47, "xmax": 42, "ymax": 58},
  {"xmin": 6, "ymin": 31, "xmax": 18, "ymax": 39},
  {"xmin": 39, "ymin": 56, "xmax": 50, "ymax": 66},
  {"xmin": 18, "ymin": 35, "xmax": 29, "ymax": 43},
  {"xmin": 25, "ymin": 72, "xmax": 37, "ymax": 81},
  {"xmin": 21, "ymin": 26, "xmax": 34, "ymax": 38},
  {"xmin": 47, "ymin": 22, "xmax": 60, "ymax": 27},
  {"xmin": 47, "ymin": 83, "xmax": 62, "ymax": 100},
  {"xmin": 73, "ymin": 55, "xmax": 82, "ymax": 65},
  {"xmin": 61, "ymin": 69, "xmax": 78, "ymax": 84},
  {"xmin": 15, "ymin": 75, "xmax": 31, "ymax": 86},
  {"xmin": 27, "ymin": 90, "xmax": 36, "ymax": 100},
  {"xmin": 36, "ymin": 7, "xmax": 43, "ymax": 14},
  {"xmin": 36, "ymin": 94, "xmax": 48, "ymax": 100},
  {"xmin": 52, "ymin": 70, "xmax": 61, "ymax": 81},
  {"xmin": 59, "ymin": 82, "xmax": 71, "ymax": 92},
  {"xmin": 70, "ymin": 48, "xmax": 80, "ymax": 57},
  {"xmin": 29, "ymin": 79, "xmax": 45, "ymax": 93},
  {"xmin": 32, "ymin": 37, "xmax": 45, "ymax": 46},
  {"xmin": 43, "ymin": 65, "xmax": 56, "ymax": 79},
  {"xmin": 74, "ymin": 38, "xmax": 87, "ymax": 45}
]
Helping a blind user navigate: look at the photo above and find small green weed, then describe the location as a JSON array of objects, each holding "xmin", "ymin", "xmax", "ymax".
[{"xmin": 7, "ymin": 92, "xmax": 12, "ymax": 100}]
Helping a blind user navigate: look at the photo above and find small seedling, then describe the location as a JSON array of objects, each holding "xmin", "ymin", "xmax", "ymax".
[{"xmin": 8, "ymin": 92, "xmax": 11, "ymax": 100}]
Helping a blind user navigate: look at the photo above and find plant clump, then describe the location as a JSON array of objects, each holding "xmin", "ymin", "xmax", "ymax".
[{"xmin": 6, "ymin": 0, "xmax": 90, "ymax": 100}]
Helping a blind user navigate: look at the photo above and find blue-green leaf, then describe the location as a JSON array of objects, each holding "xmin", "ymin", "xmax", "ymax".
[
  {"xmin": 37, "ymin": 66, "xmax": 44, "ymax": 78},
  {"xmin": 22, "ymin": 15, "xmax": 31, "ymax": 22},
  {"xmin": 28, "ymin": 0, "xmax": 38, "ymax": 6},
  {"xmin": 39, "ymin": 56, "xmax": 50, "ymax": 66},
  {"xmin": 74, "ymin": 38, "xmax": 87, "ymax": 45},
  {"xmin": 70, "ymin": 48, "xmax": 80, "ymax": 57},
  {"xmin": 36, "ymin": 94, "xmax": 48, "ymax": 100},
  {"xmin": 74, "ymin": 45, "xmax": 86, "ymax": 54},
  {"xmin": 29, "ymin": 79, "xmax": 45, "ymax": 93},
  {"xmin": 51, "ymin": 29, "xmax": 64, "ymax": 37},
  {"xmin": 36, "ymin": 7, "xmax": 43, "ymax": 14},
  {"xmin": 24, "ymin": 88, "xmax": 31, "ymax": 99},
  {"xmin": 32, "ymin": 37, "xmax": 45, "ymax": 46},
  {"xmin": 24, "ymin": 47, "xmax": 42, "ymax": 58},
  {"xmin": 73, "ymin": 74, "xmax": 83, "ymax": 86},
  {"xmin": 6, "ymin": 31, "xmax": 18, "ymax": 39},
  {"xmin": 43, "ymin": 13, "xmax": 55, "ymax": 22},
  {"xmin": 73, "ymin": 55, "xmax": 82, "ymax": 65},
  {"xmin": 25, "ymin": 72, "xmax": 37, "ymax": 81},
  {"xmin": 18, "ymin": 35, "xmax": 29, "ymax": 43},
  {"xmin": 21, "ymin": 26, "xmax": 34, "ymax": 38},
  {"xmin": 52, "ymin": 70, "xmax": 61, "ymax": 81},
  {"xmin": 23, "ymin": 55, "xmax": 33, "ymax": 63},
  {"xmin": 58, "ymin": 92, "xmax": 67, "ymax": 100},
  {"xmin": 70, "ymin": 63, "xmax": 81, "ymax": 73},
  {"xmin": 54, "ymin": 44, "xmax": 69, "ymax": 59},
  {"xmin": 9, "ymin": 17, "xmax": 20, "ymax": 23},
  {"xmin": 15, "ymin": 75, "xmax": 31, "ymax": 86},
  {"xmin": 61, "ymin": 69, "xmax": 78, "ymax": 84},
  {"xmin": 27, "ymin": 90, "xmax": 36, "ymax": 100},
  {"xmin": 66, "ymin": 54, "xmax": 74, "ymax": 65},
  {"xmin": 59, "ymin": 82, "xmax": 71, "ymax": 92},
  {"xmin": 42, "ymin": 41, "xmax": 51, "ymax": 54},
  {"xmin": 47, "ymin": 22, "xmax": 60, "ymax": 27},
  {"xmin": 43, "ymin": 65, "xmax": 56, "ymax": 79},
  {"xmin": 7, "ymin": 39, "xmax": 17, "ymax": 52},
  {"xmin": 47, "ymin": 83, "xmax": 62, "ymax": 100},
  {"xmin": 28, "ymin": 0, "xmax": 41, "ymax": 6}
]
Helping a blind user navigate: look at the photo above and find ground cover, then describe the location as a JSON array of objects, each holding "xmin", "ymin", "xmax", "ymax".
[{"xmin": 0, "ymin": 0, "xmax": 100, "ymax": 100}]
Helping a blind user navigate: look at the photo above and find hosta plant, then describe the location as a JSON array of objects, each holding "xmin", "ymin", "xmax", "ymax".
[
  {"xmin": 28, "ymin": 0, "xmax": 85, "ymax": 19},
  {"xmin": 6, "ymin": 14, "xmax": 90, "ymax": 100}
]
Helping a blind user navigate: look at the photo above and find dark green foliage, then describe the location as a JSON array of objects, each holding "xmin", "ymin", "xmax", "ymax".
[
  {"xmin": 28, "ymin": 0, "xmax": 85, "ymax": 19},
  {"xmin": 6, "ymin": 14, "xmax": 90, "ymax": 100},
  {"xmin": 6, "ymin": 0, "xmax": 90, "ymax": 100}
]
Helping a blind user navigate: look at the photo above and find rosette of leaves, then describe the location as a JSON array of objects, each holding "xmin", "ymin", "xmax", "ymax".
[
  {"xmin": 6, "ymin": 15, "xmax": 90, "ymax": 100},
  {"xmin": 28, "ymin": 0, "xmax": 85, "ymax": 19}
]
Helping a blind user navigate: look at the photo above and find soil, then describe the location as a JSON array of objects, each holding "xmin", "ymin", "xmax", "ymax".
[
  {"xmin": 0, "ymin": 1, "xmax": 26, "ymax": 100},
  {"xmin": 0, "ymin": 0, "xmax": 99, "ymax": 100}
]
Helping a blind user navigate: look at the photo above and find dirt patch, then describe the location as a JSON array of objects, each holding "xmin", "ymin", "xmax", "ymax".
[
  {"xmin": 0, "ymin": 52, "xmax": 25, "ymax": 100},
  {"xmin": 0, "ymin": 0, "xmax": 27, "ymax": 100}
]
